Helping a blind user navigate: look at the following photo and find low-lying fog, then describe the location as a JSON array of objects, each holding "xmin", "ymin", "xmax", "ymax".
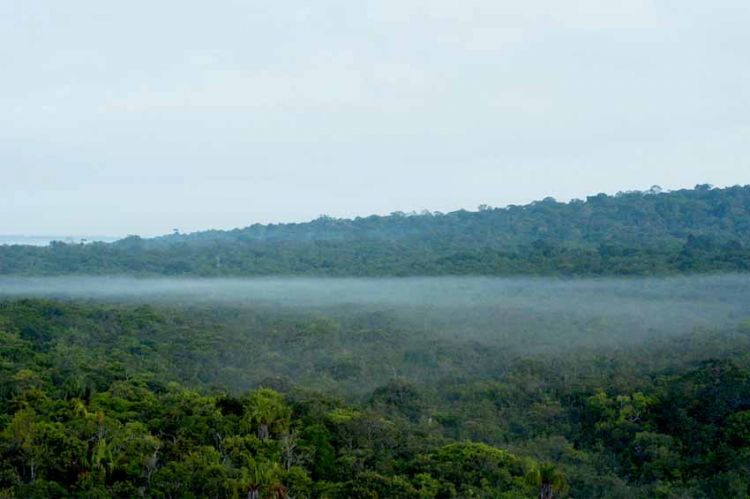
[{"xmin": 1, "ymin": 275, "xmax": 749, "ymax": 351}]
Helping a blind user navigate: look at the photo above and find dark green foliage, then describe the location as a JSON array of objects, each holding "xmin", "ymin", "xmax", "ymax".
[
  {"xmin": 3, "ymin": 184, "xmax": 750, "ymax": 496},
  {"xmin": 2, "ymin": 300, "xmax": 750, "ymax": 496},
  {"xmin": 3, "ymin": 185, "xmax": 750, "ymax": 276}
]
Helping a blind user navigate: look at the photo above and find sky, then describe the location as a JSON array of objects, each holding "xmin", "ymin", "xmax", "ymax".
[{"xmin": 1, "ymin": 1, "xmax": 749, "ymax": 237}]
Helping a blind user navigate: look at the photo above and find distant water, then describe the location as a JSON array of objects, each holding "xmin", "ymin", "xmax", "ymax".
[{"xmin": 0, "ymin": 235, "xmax": 121, "ymax": 246}]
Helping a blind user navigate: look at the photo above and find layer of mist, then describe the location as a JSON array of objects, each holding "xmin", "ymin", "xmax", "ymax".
[{"xmin": 2, "ymin": 275, "xmax": 749, "ymax": 353}]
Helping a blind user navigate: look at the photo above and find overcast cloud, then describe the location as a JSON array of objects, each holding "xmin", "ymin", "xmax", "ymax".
[{"xmin": 1, "ymin": 0, "xmax": 749, "ymax": 236}]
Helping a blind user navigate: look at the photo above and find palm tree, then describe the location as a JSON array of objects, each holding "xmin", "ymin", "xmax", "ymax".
[
  {"xmin": 528, "ymin": 463, "xmax": 568, "ymax": 499},
  {"xmin": 246, "ymin": 389, "xmax": 291, "ymax": 440},
  {"xmin": 240, "ymin": 461, "xmax": 285, "ymax": 499},
  {"xmin": 243, "ymin": 463, "xmax": 266, "ymax": 499}
]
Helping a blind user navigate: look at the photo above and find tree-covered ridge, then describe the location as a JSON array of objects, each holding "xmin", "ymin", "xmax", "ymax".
[
  {"xmin": 2, "ymin": 300, "xmax": 750, "ymax": 497},
  {"xmin": 2, "ymin": 184, "xmax": 750, "ymax": 276}
]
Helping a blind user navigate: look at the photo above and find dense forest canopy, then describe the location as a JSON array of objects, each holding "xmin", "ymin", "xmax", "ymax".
[
  {"xmin": 2, "ymin": 185, "xmax": 750, "ymax": 497},
  {"xmin": 1, "ymin": 290, "xmax": 750, "ymax": 497},
  {"xmin": 2, "ymin": 184, "xmax": 750, "ymax": 276}
]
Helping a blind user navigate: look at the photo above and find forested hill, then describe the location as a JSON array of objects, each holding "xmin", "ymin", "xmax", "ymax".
[{"xmin": 2, "ymin": 184, "xmax": 750, "ymax": 276}]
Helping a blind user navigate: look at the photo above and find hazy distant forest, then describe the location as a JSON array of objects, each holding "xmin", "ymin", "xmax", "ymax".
[
  {"xmin": 2, "ymin": 185, "xmax": 750, "ymax": 498},
  {"xmin": 2, "ymin": 185, "xmax": 750, "ymax": 277}
]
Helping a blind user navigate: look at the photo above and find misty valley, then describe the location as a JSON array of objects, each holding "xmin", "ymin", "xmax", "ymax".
[
  {"xmin": 3, "ymin": 186, "xmax": 750, "ymax": 498},
  {"xmin": 2, "ymin": 275, "xmax": 750, "ymax": 497},
  {"xmin": 5, "ymin": 0, "xmax": 750, "ymax": 495}
]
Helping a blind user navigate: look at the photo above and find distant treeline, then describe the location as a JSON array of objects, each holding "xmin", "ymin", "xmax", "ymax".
[{"xmin": 2, "ymin": 184, "xmax": 750, "ymax": 276}]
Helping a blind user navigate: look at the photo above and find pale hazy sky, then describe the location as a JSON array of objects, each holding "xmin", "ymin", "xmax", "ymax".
[{"xmin": 1, "ymin": 1, "xmax": 749, "ymax": 236}]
